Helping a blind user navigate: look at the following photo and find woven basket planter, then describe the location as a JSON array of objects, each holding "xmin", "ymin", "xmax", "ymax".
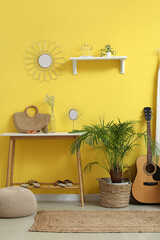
[{"xmin": 97, "ymin": 177, "xmax": 132, "ymax": 208}]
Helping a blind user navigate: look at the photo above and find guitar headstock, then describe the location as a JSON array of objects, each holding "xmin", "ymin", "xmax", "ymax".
[{"xmin": 144, "ymin": 107, "xmax": 152, "ymax": 122}]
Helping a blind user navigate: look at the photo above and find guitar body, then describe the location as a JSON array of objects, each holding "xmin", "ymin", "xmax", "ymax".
[{"xmin": 132, "ymin": 155, "xmax": 160, "ymax": 203}]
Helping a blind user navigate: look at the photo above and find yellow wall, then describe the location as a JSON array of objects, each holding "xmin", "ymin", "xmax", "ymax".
[{"xmin": 0, "ymin": 0, "xmax": 160, "ymax": 193}]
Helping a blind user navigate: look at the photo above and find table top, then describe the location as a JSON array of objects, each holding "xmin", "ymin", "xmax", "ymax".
[{"xmin": 0, "ymin": 132, "xmax": 85, "ymax": 137}]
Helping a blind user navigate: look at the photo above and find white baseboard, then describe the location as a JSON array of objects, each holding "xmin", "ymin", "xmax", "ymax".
[{"xmin": 35, "ymin": 194, "xmax": 99, "ymax": 202}]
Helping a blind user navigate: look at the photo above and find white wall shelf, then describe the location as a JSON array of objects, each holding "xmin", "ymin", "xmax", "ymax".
[{"xmin": 70, "ymin": 56, "xmax": 127, "ymax": 74}]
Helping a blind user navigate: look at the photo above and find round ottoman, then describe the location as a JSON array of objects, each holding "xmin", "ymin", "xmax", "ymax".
[{"xmin": 0, "ymin": 186, "xmax": 37, "ymax": 218}]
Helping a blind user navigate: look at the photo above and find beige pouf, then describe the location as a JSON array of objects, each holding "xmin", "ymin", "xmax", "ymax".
[{"xmin": 0, "ymin": 186, "xmax": 37, "ymax": 218}]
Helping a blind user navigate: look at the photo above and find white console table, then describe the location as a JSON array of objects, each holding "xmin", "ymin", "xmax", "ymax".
[{"xmin": 0, "ymin": 132, "xmax": 85, "ymax": 207}]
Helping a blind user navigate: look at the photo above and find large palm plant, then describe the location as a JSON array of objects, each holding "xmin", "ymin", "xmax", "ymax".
[{"xmin": 70, "ymin": 119, "xmax": 145, "ymax": 183}]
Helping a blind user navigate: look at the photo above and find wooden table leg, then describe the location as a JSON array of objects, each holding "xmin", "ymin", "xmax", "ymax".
[
  {"xmin": 6, "ymin": 137, "xmax": 13, "ymax": 187},
  {"xmin": 10, "ymin": 138, "xmax": 16, "ymax": 186},
  {"xmin": 76, "ymin": 148, "xmax": 85, "ymax": 207}
]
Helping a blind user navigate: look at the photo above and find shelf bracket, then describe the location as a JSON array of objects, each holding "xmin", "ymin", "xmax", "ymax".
[
  {"xmin": 120, "ymin": 59, "xmax": 125, "ymax": 74},
  {"xmin": 72, "ymin": 60, "xmax": 77, "ymax": 75}
]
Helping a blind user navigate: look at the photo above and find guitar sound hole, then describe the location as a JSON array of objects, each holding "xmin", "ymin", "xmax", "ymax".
[{"xmin": 145, "ymin": 163, "xmax": 155, "ymax": 174}]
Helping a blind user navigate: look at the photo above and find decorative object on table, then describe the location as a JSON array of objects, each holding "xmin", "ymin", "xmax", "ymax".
[
  {"xmin": 13, "ymin": 105, "xmax": 50, "ymax": 133},
  {"xmin": 68, "ymin": 109, "xmax": 79, "ymax": 130},
  {"xmin": 80, "ymin": 42, "xmax": 93, "ymax": 57},
  {"xmin": 44, "ymin": 94, "xmax": 55, "ymax": 132},
  {"xmin": 0, "ymin": 187, "xmax": 37, "ymax": 218},
  {"xmin": 29, "ymin": 209, "xmax": 160, "ymax": 233},
  {"xmin": 65, "ymin": 106, "xmax": 82, "ymax": 130},
  {"xmin": 26, "ymin": 130, "xmax": 38, "ymax": 134},
  {"xmin": 100, "ymin": 44, "xmax": 115, "ymax": 57},
  {"xmin": 42, "ymin": 126, "xmax": 48, "ymax": 133},
  {"xmin": 24, "ymin": 40, "xmax": 65, "ymax": 82},
  {"xmin": 132, "ymin": 107, "xmax": 160, "ymax": 203},
  {"xmin": 70, "ymin": 119, "xmax": 146, "ymax": 208}
]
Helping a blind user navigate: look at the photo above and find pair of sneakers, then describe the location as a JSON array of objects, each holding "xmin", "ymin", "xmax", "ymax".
[
  {"xmin": 21, "ymin": 180, "xmax": 41, "ymax": 188},
  {"xmin": 53, "ymin": 179, "xmax": 73, "ymax": 188}
]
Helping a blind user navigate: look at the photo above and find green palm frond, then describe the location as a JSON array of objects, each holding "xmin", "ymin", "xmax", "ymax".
[
  {"xmin": 70, "ymin": 120, "xmax": 112, "ymax": 154},
  {"xmin": 70, "ymin": 118, "xmax": 160, "ymax": 182},
  {"xmin": 84, "ymin": 161, "xmax": 109, "ymax": 174}
]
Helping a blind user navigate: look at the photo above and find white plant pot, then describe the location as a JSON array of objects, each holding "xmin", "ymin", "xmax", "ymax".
[
  {"xmin": 107, "ymin": 178, "xmax": 130, "ymax": 185},
  {"xmin": 106, "ymin": 52, "xmax": 111, "ymax": 57}
]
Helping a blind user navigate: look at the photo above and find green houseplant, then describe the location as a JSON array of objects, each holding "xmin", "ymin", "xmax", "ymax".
[
  {"xmin": 70, "ymin": 119, "xmax": 145, "ymax": 207},
  {"xmin": 70, "ymin": 119, "xmax": 144, "ymax": 183},
  {"xmin": 100, "ymin": 44, "xmax": 115, "ymax": 57}
]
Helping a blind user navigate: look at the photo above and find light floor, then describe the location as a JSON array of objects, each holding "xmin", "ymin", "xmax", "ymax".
[{"xmin": 1, "ymin": 201, "xmax": 160, "ymax": 240}]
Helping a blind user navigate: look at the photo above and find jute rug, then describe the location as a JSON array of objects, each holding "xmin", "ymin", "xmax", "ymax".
[{"xmin": 29, "ymin": 210, "xmax": 160, "ymax": 233}]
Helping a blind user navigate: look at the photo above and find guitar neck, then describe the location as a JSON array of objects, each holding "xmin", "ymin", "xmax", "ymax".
[{"xmin": 147, "ymin": 121, "xmax": 152, "ymax": 164}]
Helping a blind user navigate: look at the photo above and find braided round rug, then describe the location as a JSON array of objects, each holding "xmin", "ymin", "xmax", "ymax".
[{"xmin": 29, "ymin": 210, "xmax": 160, "ymax": 233}]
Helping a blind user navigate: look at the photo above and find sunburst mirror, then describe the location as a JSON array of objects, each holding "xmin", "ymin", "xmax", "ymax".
[
  {"xmin": 24, "ymin": 40, "xmax": 65, "ymax": 82},
  {"xmin": 69, "ymin": 109, "xmax": 78, "ymax": 120},
  {"xmin": 65, "ymin": 106, "xmax": 82, "ymax": 130}
]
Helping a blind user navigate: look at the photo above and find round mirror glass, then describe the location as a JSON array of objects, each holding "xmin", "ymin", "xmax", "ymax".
[
  {"xmin": 38, "ymin": 54, "xmax": 52, "ymax": 68},
  {"xmin": 69, "ymin": 109, "xmax": 78, "ymax": 120}
]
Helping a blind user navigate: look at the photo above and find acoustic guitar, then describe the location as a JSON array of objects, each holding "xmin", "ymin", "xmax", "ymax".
[{"xmin": 132, "ymin": 107, "xmax": 160, "ymax": 203}]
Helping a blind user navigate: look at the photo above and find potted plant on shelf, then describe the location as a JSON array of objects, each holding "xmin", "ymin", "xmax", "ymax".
[
  {"xmin": 100, "ymin": 44, "xmax": 115, "ymax": 57},
  {"xmin": 70, "ymin": 119, "xmax": 145, "ymax": 208}
]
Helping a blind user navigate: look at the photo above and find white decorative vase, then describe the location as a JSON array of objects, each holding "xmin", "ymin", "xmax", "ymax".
[{"xmin": 106, "ymin": 52, "xmax": 111, "ymax": 57}]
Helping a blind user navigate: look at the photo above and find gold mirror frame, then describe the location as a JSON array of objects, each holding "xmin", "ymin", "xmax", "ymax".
[
  {"xmin": 65, "ymin": 106, "xmax": 82, "ymax": 130},
  {"xmin": 24, "ymin": 40, "xmax": 65, "ymax": 82}
]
